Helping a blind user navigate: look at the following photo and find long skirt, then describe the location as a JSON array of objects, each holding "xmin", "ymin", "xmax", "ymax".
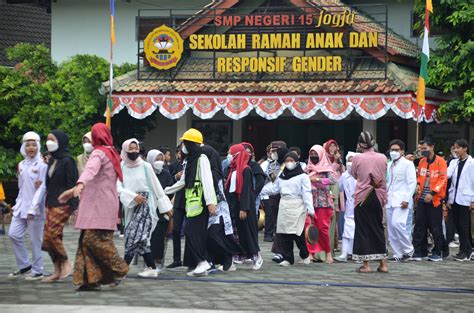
[
  {"xmin": 124, "ymin": 192, "xmax": 153, "ymax": 260},
  {"xmin": 73, "ymin": 229, "xmax": 129, "ymax": 286},
  {"xmin": 352, "ymin": 191, "xmax": 387, "ymax": 261},
  {"xmin": 234, "ymin": 208, "xmax": 260, "ymax": 259},
  {"xmin": 305, "ymin": 207, "xmax": 333, "ymax": 255},
  {"xmin": 183, "ymin": 207, "xmax": 209, "ymax": 269},
  {"xmin": 42, "ymin": 206, "xmax": 72, "ymax": 263},
  {"xmin": 207, "ymin": 217, "xmax": 242, "ymax": 267}
]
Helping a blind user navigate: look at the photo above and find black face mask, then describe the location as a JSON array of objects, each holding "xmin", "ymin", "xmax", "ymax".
[
  {"xmin": 310, "ymin": 156, "xmax": 319, "ymax": 164},
  {"xmin": 127, "ymin": 152, "xmax": 139, "ymax": 161},
  {"xmin": 421, "ymin": 150, "xmax": 431, "ymax": 158}
]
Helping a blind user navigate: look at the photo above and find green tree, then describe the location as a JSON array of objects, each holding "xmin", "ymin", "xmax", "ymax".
[
  {"xmin": 415, "ymin": 0, "xmax": 474, "ymax": 122},
  {"xmin": 0, "ymin": 43, "xmax": 153, "ymax": 179}
]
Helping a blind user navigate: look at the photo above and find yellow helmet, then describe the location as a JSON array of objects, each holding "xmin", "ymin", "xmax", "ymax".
[{"xmin": 179, "ymin": 128, "xmax": 203, "ymax": 144}]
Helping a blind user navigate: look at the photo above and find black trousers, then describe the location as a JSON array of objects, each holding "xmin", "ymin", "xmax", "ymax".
[
  {"xmin": 172, "ymin": 207, "xmax": 186, "ymax": 262},
  {"xmin": 269, "ymin": 195, "xmax": 282, "ymax": 254},
  {"xmin": 183, "ymin": 208, "xmax": 209, "ymax": 269},
  {"xmin": 279, "ymin": 232, "xmax": 309, "ymax": 265},
  {"xmin": 446, "ymin": 208, "xmax": 457, "ymax": 242},
  {"xmin": 413, "ymin": 201, "xmax": 444, "ymax": 256},
  {"xmin": 262, "ymin": 199, "xmax": 274, "ymax": 238},
  {"xmin": 452, "ymin": 203, "xmax": 473, "ymax": 255},
  {"xmin": 151, "ymin": 214, "xmax": 170, "ymax": 263}
]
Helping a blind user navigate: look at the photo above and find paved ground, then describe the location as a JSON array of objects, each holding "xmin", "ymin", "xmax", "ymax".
[{"xmin": 0, "ymin": 225, "xmax": 473, "ymax": 312}]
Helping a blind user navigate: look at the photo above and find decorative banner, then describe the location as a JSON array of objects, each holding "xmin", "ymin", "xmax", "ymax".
[
  {"xmin": 108, "ymin": 93, "xmax": 442, "ymax": 123},
  {"xmin": 320, "ymin": 98, "xmax": 353, "ymax": 120}
]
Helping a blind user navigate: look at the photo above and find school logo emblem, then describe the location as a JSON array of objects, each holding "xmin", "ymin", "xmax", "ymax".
[{"xmin": 144, "ymin": 25, "xmax": 184, "ymax": 70}]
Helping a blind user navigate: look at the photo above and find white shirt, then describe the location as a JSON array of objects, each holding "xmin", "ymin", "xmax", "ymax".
[
  {"xmin": 13, "ymin": 158, "xmax": 48, "ymax": 219},
  {"xmin": 164, "ymin": 154, "xmax": 217, "ymax": 206},
  {"xmin": 386, "ymin": 157, "xmax": 417, "ymax": 208},
  {"xmin": 339, "ymin": 171, "xmax": 356, "ymax": 214},
  {"xmin": 448, "ymin": 155, "xmax": 474, "ymax": 206},
  {"xmin": 261, "ymin": 173, "xmax": 314, "ymax": 216}
]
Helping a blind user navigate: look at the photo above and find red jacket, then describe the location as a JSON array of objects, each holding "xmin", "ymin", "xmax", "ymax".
[{"xmin": 416, "ymin": 155, "xmax": 448, "ymax": 207}]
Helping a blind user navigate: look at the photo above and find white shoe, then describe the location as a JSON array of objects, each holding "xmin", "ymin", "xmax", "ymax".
[
  {"xmin": 137, "ymin": 267, "xmax": 159, "ymax": 278},
  {"xmin": 279, "ymin": 260, "xmax": 291, "ymax": 267},
  {"xmin": 252, "ymin": 254, "xmax": 263, "ymax": 270},
  {"xmin": 217, "ymin": 264, "xmax": 237, "ymax": 272},
  {"xmin": 24, "ymin": 273, "xmax": 44, "ymax": 281},
  {"xmin": 244, "ymin": 258, "xmax": 253, "ymax": 265},
  {"xmin": 334, "ymin": 256, "xmax": 348, "ymax": 263},
  {"xmin": 193, "ymin": 261, "xmax": 211, "ymax": 276},
  {"xmin": 448, "ymin": 241, "xmax": 460, "ymax": 248},
  {"xmin": 297, "ymin": 257, "xmax": 311, "ymax": 265}
]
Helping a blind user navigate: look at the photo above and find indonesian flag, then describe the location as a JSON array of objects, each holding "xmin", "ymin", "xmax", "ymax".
[{"xmin": 416, "ymin": 0, "xmax": 433, "ymax": 107}]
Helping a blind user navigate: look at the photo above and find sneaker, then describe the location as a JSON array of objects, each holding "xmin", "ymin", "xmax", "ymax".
[
  {"xmin": 453, "ymin": 252, "xmax": 470, "ymax": 262},
  {"xmin": 271, "ymin": 254, "xmax": 283, "ymax": 263},
  {"xmin": 334, "ymin": 256, "xmax": 348, "ymax": 263},
  {"xmin": 193, "ymin": 261, "xmax": 211, "ymax": 276},
  {"xmin": 297, "ymin": 257, "xmax": 311, "ymax": 265},
  {"xmin": 218, "ymin": 264, "xmax": 237, "ymax": 272},
  {"xmin": 8, "ymin": 266, "xmax": 32, "ymax": 278},
  {"xmin": 207, "ymin": 263, "xmax": 218, "ymax": 275},
  {"xmin": 263, "ymin": 236, "xmax": 273, "ymax": 242},
  {"xmin": 449, "ymin": 241, "xmax": 460, "ymax": 248},
  {"xmin": 389, "ymin": 256, "xmax": 401, "ymax": 263},
  {"xmin": 252, "ymin": 254, "xmax": 263, "ymax": 270},
  {"xmin": 137, "ymin": 267, "xmax": 159, "ymax": 278},
  {"xmin": 244, "ymin": 258, "xmax": 253, "ymax": 265},
  {"xmin": 400, "ymin": 254, "xmax": 412, "ymax": 262},
  {"xmin": 25, "ymin": 273, "xmax": 44, "ymax": 281},
  {"xmin": 471, "ymin": 251, "xmax": 474, "ymax": 260},
  {"xmin": 428, "ymin": 254, "xmax": 443, "ymax": 262},
  {"xmin": 410, "ymin": 253, "xmax": 424, "ymax": 262},
  {"xmin": 279, "ymin": 260, "xmax": 291, "ymax": 267},
  {"xmin": 166, "ymin": 260, "xmax": 183, "ymax": 270}
]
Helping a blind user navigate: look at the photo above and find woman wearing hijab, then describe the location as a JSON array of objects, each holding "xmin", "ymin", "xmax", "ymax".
[
  {"xmin": 261, "ymin": 151, "xmax": 314, "ymax": 266},
  {"xmin": 324, "ymin": 139, "xmax": 345, "ymax": 253},
  {"xmin": 76, "ymin": 132, "xmax": 93, "ymax": 175},
  {"xmin": 164, "ymin": 128, "xmax": 217, "ymax": 277},
  {"xmin": 305, "ymin": 145, "xmax": 337, "ymax": 264},
  {"xmin": 59, "ymin": 123, "xmax": 129, "ymax": 291},
  {"xmin": 42, "ymin": 130, "xmax": 79, "ymax": 282},
  {"xmin": 351, "ymin": 131, "xmax": 388, "ymax": 273},
  {"xmin": 226, "ymin": 144, "xmax": 263, "ymax": 270},
  {"xmin": 146, "ymin": 149, "xmax": 174, "ymax": 269},
  {"xmin": 8, "ymin": 132, "xmax": 48, "ymax": 281},
  {"xmin": 201, "ymin": 145, "xmax": 242, "ymax": 272},
  {"xmin": 117, "ymin": 139, "xmax": 173, "ymax": 278}
]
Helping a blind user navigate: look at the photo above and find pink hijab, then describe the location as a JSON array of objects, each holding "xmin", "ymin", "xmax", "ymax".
[
  {"xmin": 121, "ymin": 138, "xmax": 142, "ymax": 168},
  {"xmin": 306, "ymin": 145, "xmax": 335, "ymax": 176}
]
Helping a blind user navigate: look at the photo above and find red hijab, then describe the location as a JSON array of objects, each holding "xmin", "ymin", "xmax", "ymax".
[
  {"xmin": 91, "ymin": 123, "xmax": 123, "ymax": 182},
  {"xmin": 324, "ymin": 139, "xmax": 338, "ymax": 163},
  {"xmin": 226, "ymin": 144, "xmax": 250, "ymax": 199}
]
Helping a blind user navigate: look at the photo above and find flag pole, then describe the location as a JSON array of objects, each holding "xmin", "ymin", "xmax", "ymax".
[{"xmin": 106, "ymin": 0, "xmax": 115, "ymax": 129}]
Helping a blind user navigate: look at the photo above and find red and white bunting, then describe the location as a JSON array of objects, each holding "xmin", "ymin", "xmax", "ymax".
[{"xmin": 107, "ymin": 93, "xmax": 442, "ymax": 123}]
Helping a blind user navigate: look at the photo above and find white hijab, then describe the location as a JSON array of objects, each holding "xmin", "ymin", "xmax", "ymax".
[
  {"xmin": 146, "ymin": 149, "xmax": 164, "ymax": 173},
  {"xmin": 20, "ymin": 131, "xmax": 41, "ymax": 165}
]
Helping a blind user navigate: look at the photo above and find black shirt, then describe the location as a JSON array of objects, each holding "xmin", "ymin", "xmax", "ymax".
[
  {"xmin": 46, "ymin": 157, "xmax": 79, "ymax": 209},
  {"xmin": 454, "ymin": 158, "xmax": 467, "ymax": 203}
]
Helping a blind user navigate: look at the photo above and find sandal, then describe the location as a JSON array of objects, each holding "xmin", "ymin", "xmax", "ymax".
[{"xmin": 356, "ymin": 266, "xmax": 372, "ymax": 273}]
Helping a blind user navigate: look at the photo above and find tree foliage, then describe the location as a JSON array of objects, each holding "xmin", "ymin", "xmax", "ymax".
[
  {"xmin": 0, "ymin": 43, "xmax": 153, "ymax": 179},
  {"xmin": 415, "ymin": 0, "xmax": 474, "ymax": 122}
]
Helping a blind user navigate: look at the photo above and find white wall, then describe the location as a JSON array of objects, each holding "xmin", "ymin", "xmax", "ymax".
[{"xmin": 51, "ymin": 0, "xmax": 209, "ymax": 64}]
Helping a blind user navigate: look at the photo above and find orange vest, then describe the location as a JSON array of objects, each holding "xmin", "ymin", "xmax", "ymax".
[{"xmin": 416, "ymin": 155, "xmax": 448, "ymax": 207}]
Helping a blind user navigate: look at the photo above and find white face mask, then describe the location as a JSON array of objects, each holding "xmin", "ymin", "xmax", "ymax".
[
  {"xmin": 227, "ymin": 154, "xmax": 233, "ymax": 162},
  {"xmin": 271, "ymin": 152, "xmax": 278, "ymax": 161},
  {"xmin": 181, "ymin": 145, "xmax": 188, "ymax": 155},
  {"xmin": 153, "ymin": 160, "xmax": 164, "ymax": 173},
  {"xmin": 286, "ymin": 162, "xmax": 297, "ymax": 171},
  {"xmin": 46, "ymin": 140, "xmax": 59, "ymax": 152},
  {"xmin": 83, "ymin": 143, "xmax": 93, "ymax": 154},
  {"xmin": 452, "ymin": 152, "xmax": 458, "ymax": 159},
  {"xmin": 390, "ymin": 151, "xmax": 401, "ymax": 161}
]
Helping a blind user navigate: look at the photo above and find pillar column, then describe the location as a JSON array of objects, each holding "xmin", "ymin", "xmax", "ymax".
[
  {"xmin": 362, "ymin": 119, "xmax": 377, "ymax": 141},
  {"xmin": 176, "ymin": 111, "xmax": 192, "ymax": 145}
]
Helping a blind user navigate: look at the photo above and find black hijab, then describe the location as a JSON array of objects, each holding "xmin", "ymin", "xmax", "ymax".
[
  {"xmin": 184, "ymin": 140, "xmax": 203, "ymax": 188},
  {"xmin": 201, "ymin": 145, "xmax": 223, "ymax": 191},
  {"xmin": 276, "ymin": 147, "xmax": 289, "ymax": 165},
  {"xmin": 50, "ymin": 130, "xmax": 71, "ymax": 160},
  {"xmin": 280, "ymin": 151, "xmax": 305, "ymax": 180}
]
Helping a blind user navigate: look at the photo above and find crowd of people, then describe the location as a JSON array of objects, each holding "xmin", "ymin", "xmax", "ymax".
[{"xmin": 5, "ymin": 123, "xmax": 474, "ymax": 291}]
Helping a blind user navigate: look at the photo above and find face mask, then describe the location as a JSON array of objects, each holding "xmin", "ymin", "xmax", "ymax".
[
  {"xmin": 421, "ymin": 150, "xmax": 431, "ymax": 158},
  {"xmin": 271, "ymin": 152, "xmax": 278, "ymax": 161},
  {"xmin": 390, "ymin": 151, "xmax": 401, "ymax": 161},
  {"xmin": 181, "ymin": 145, "xmax": 188, "ymax": 155},
  {"xmin": 46, "ymin": 140, "xmax": 59, "ymax": 152},
  {"xmin": 285, "ymin": 162, "xmax": 297, "ymax": 171},
  {"xmin": 346, "ymin": 162, "xmax": 352, "ymax": 172},
  {"xmin": 310, "ymin": 156, "xmax": 319, "ymax": 164},
  {"xmin": 83, "ymin": 143, "xmax": 93, "ymax": 154},
  {"xmin": 452, "ymin": 152, "xmax": 458, "ymax": 159},
  {"xmin": 227, "ymin": 154, "xmax": 233, "ymax": 162},
  {"xmin": 127, "ymin": 152, "xmax": 139, "ymax": 161},
  {"xmin": 153, "ymin": 160, "xmax": 164, "ymax": 172}
]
